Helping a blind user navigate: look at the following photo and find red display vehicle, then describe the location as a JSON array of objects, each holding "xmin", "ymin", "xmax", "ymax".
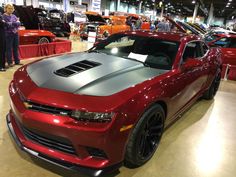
[
  {"xmin": 208, "ymin": 33, "xmax": 236, "ymax": 65},
  {"xmin": 19, "ymin": 29, "xmax": 56, "ymax": 45},
  {"xmin": 7, "ymin": 31, "xmax": 221, "ymax": 176}
]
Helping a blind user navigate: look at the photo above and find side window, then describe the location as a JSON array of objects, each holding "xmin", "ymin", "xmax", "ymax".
[
  {"xmin": 214, "ymin": 37, "xmax": 230, "ymax": 47},
  {"xmin": 182, "ymin": 42, "xmax": 203, "ymax": 62}
]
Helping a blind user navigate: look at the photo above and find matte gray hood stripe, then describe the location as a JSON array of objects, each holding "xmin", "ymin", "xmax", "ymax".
[{"xmin": 27, "ymin": 53, "xmax": 168, "ymax": 96}]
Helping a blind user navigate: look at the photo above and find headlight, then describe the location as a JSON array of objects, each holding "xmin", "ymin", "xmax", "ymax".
[{"xmin": 71, "ymin": 111, "xmax": 114, "ymax": 122}]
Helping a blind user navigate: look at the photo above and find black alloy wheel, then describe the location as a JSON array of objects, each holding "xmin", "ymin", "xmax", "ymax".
[
  {"xmin": 125, "ymin": 104, "xmax": 165, "ymax": 167},
  {"xmin": 212, "ymin": 73, "xmax": 221, "ymax": 96},
  {"xmin": 138, "ymin": 111, "xmax": 164, "ymax": 160},
  {"xmin": 38, "ymin": 37, "xmax": 50, "ymax": 44}
]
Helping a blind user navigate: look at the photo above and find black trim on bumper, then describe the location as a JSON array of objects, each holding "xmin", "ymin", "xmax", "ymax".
[{"xmin": 6, "ymin": 113, "xmax": 122, "ymax": 177}]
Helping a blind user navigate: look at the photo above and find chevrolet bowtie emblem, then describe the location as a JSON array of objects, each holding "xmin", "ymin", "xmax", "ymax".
[{"xmin": 23, "ymin": 102, "xmax": 33, "ymax": 109}]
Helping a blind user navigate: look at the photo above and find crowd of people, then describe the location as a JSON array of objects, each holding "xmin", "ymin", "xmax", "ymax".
[
  {"xmin": 125, "ymin": 15, "xmax": 172, "ymax": 32},
  {"xmin": 0, "ymin": 4, "xmax": 21, "ymax": 72}
]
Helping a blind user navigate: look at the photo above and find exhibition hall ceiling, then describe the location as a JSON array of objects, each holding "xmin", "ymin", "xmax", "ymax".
[{"xmin": 121, "ymin": 0, "xmax": 236, "ymax": 18}]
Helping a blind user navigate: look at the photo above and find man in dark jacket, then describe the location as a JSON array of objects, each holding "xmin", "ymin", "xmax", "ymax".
[{"xmin": 0, "ymin": 9, "xmax": 6, "ymax": 71}]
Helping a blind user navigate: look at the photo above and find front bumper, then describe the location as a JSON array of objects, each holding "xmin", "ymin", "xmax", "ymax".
[{"xmin": 6, "ymin": 113, "xmax": 122, "ymax": 176}]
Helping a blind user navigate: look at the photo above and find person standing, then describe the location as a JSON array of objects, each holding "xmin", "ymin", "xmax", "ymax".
[
  {"xmin": 135, "ymin": 17, "xmax": 142, "ymax": 30},
  {"xmin": 126, "ymin": 16, "xmax": 133, "ymax": 31},
  {"xmin": 3, "ymin": 4, "xmax": 21, "ymax": 67},
  {"xmin": 157, "ymin": 19, "xmax": 166, "ymax": 32},
  {"xmin": 0, "ymin": 11, "xmax": 6, "ymax": 71}
]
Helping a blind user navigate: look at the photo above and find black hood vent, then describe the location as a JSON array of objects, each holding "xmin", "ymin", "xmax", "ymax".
[{"xmin": 54, "ymin": 60, "xmax": 101, "ymax": 77}]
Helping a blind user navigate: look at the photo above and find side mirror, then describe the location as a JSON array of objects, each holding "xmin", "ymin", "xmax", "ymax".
[{"xmin": 182, "ymin": 58, "xmax": 202, "ymax": 71}]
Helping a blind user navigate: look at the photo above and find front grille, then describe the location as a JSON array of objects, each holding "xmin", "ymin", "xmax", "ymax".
[
  {"xmin": 26, "ymin": 101, "xmax": 72, "ymax": 116},
  {"xmin": 54, "ymin": 60, "xmax": 101, "ymax": 77},
  {"xmin": 21, "ymin": 126, "xmax": 76, "ymax": 155}
]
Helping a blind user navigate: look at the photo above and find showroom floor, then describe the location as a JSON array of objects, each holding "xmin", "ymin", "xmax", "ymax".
[{"xmin": 0, "ymin": 40, "xmax": 236, "ymax": 177}]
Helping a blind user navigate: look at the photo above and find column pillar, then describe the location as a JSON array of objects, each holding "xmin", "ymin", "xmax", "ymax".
[
  {"xmin": 32, "ymin": 0, "xmax": 39, "ymax": 7},
  {"xmin": 207, "ymin": 3, "xmax": 214, "ymax": 25},
  {"xmin": 63, "ymin": 0, "xmax": 69, "ymax": 12},
  {"xmin": 160, "ymin": 5, "xmax": 164, "ymax": 18},
  {"xmin": 192, "ymin": 3, "xmax": 199, "ymax": 23},
  {"xmin": 116, "ymin": 0, "xmax": 120, "ymax": 11},
  {"xmin": 78, "ymin": 0, "xmax": 82, "ymax": 5},
  {"xmin": 25, "ymin": 0, "xmax": 32, "ymax": 5},
  {"xmin": 138, "ymin": 1, "xmax": 142, "ymax": 14}
]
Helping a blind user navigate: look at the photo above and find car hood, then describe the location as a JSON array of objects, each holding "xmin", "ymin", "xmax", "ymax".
[
  {"xmin": 13, "ymin": 5, "xmax": 40, "ymax": 30},
  {"xmin": 164, "ymin": 16, "xmax": 186, "ymax": 33},
  {"xmin": 85, "ymin": 12, "xmax": 106, "ymax": 23},
  {"xmin": 27, "ymin": 53, "xmax": 167, "ymax": 96}
]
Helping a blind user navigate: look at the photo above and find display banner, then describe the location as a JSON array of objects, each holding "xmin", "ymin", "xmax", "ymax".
[{"xmin": 91, "ymin": 0, "xmax": 101, "ymax": 12}]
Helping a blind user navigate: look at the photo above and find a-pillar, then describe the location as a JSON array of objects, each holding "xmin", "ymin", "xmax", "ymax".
[
  {"xmin": 160, "ymin": 5, "xmax": 164, "ymax": 18},
  {"xmin": 192, "ymin": 2, "xmax": 199, "ymax": 23},
  {"xmin": 207, "ymin": 3, "xmax": 214, "ymax": 25}
]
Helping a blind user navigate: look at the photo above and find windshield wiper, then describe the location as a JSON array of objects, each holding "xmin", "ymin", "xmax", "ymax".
[
  {"xmin": 88, "ymin": 50, "xmax": 108, "ymax": 55},
  {"xmin": 88, "ymin": 50, "xmax": 101, "ymax": 53}
]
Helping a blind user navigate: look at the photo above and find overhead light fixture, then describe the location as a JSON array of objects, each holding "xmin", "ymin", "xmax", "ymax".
[
  {"xmin": 192, "ymin": 0, "xmax": 196, "ymax": 4},
  {"xmin": 159, "ymin": 1, "xmax": 163, "ymax": 7},
  {"xmin": 229, "ymin": 0, "xmax": 232, "ymax": 2}
]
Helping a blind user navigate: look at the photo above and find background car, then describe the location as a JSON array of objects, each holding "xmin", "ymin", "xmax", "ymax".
[
  {"xmin": 79, "ymin": 11, "xmax": 130, "ymax": 40},
  {"xmin": 208, "ymin": 34, "xmax": 236, "ymax": 65},
  {"xmin": 204, "ymin": 28, "xmax": 236, "ymax": 43},
  {"xmin": 177, "ymin": 21, "xmax": 204, "ymax": 37},
  {"xmin": 18, "ymin": 29, "xmax": 56, "ymax": 45},
  {"xmin": 14, "ymin": 5, "xmax": 70, "ymax": 37}
]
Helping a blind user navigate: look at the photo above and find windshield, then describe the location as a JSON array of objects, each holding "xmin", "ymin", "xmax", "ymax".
[{"xmin": 92, "ymin": 34, "xmax": 180, "ymax": 70}]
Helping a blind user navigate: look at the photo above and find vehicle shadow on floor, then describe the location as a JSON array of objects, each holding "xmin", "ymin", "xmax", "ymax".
[{"xmin": 2, "ymin": 99, "xmax": 214, "ymax": 177}]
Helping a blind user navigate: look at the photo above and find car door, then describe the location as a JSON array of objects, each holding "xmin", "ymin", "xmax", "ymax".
[{"xmin": 167, "ymin": 41, "xmax": 208, "ymax": 122}]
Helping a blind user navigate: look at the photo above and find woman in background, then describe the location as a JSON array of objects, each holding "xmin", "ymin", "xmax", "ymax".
[
  {"xmin": 0, "ymin": 10, "xmax": 6, "ymax": 71},
  {"xmin": 3, "ymin": 4, "xmax": 21, "ymax": 67}
]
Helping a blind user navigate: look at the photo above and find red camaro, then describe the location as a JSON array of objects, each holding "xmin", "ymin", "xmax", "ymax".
[
  {"xmin": 208, "ymin": 33, "xmax": 236, "ymax": 65},
  {"xmin": 7, "ymin": 32, "xmax": 222, "ymax": 176}
]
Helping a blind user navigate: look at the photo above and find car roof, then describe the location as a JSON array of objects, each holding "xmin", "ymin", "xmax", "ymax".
[{"xmin": 122, "ymin": 31, "xmax": 200, "ymax": 42}]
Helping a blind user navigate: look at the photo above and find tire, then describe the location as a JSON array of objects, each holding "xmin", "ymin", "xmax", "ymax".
[
  {"xmin": 203, "ymin": 71, "xmax": 221, "ymax": 100},
  {"xmin": 38, "ymin": 37, "xmax": 50, "ymax": 44},
  {"xmin": 125, "ymin": 104, "xmax": 165, "ymax": 168}
]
